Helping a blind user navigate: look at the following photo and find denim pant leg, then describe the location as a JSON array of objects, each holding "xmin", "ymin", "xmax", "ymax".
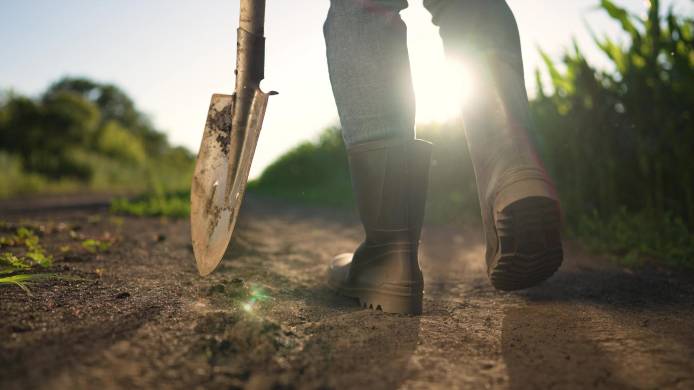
[
  {"xmin": 324, "ymin": 0, "xmax": 416, "ymax": 147},
  {"xmin": 425, "ymin": 0, "xmax": 540, "ymax": 207},
  {"xmin": 424, "ymin": 0, "xmax": 523, "ymax": 63},
  {"xmin": 324, "ymin": 0, "xmax": 530, "ymax": 146},
  {"xmin": 424, "ymin": 0, "xmax": 532, "ymax": 132}
]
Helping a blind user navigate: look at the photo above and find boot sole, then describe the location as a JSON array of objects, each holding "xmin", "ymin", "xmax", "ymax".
[
  {"xmin": 329, "ymin": 282, "xmax": 423, "ymax": 315},
  {"xmin": 490, "ymin": 196, "xmax": 563, "ymax": 291}
]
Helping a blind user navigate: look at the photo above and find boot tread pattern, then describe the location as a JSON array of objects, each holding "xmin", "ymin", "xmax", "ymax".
[
  {"xmin": 490, "ymin": 196, "xmax": 563, "ymax": 291},
  {"xmin": 355, "ymin": 293, "xmax": 422, "ymax": 315}
]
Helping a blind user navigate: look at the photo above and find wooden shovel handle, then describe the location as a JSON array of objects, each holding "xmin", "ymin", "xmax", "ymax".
[
  {"xmin": 239, "ymin": 0, "xmax": 265, "ymax": 35},
  {"xmin": 232, "ymin": 0, "xmax": 267, "ymax": 145},
  {"xmin": 236, "ymin": 0, "xmax": 266, "ymax": 91}
]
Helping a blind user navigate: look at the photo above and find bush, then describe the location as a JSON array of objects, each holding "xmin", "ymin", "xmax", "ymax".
[
  {"xmin": 0, "ymin": 77, "xmax": 195, "ymax": 199},
  {"xmin": 249, "ymin": 127, "xmax": 354, "ymax": 208},
  {"xmin": 97, "ymin": 121, "xmax": 147, "ymax": 165},
  {"xmin": 0, "ymin": 152, "xmax": 52, "ymax": 197}
]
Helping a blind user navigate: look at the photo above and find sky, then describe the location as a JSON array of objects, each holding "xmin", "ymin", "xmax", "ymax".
[{"xmin": 1, "ymin": 0, "xmax": 692, "ymax": 178}]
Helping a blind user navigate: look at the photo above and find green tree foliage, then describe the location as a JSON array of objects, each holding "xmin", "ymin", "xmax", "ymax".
[
  {"xmin": 0, "ymin": 91, "xmax": 100, "ymax": 178},
  {"xmin": 0, "ymin": 77, "xmax": 193, "ymax": 196},
  {"xmin": 44, "ymin": 77, "xmax": 167, "ymax": 155},
  {"xmin": 97, "ymin": 121, "xmax": 147, "ymax": 164}
]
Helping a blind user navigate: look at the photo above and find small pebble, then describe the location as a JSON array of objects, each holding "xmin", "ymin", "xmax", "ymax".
[{"xmin": 115, "ymin": 292, "xmax": 130, "ymax": 299}]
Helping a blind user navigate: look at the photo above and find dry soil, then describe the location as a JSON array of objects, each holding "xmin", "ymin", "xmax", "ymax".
[{"xmin": 1, "ymin": 195, "xmax": 693, "ymax": 389}]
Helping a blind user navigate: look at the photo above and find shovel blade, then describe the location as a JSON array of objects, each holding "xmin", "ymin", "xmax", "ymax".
[{"xmin": 191, "ymin": 90, "xmax": 270, "ymax": 276}]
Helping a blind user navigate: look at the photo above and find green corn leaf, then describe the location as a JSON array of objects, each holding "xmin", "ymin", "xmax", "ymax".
[
  {"xmin": 539, "ymin": 49, "xmax": 574, "ymax": 94},
  {"xmin": 600, "ymin": 0, "xmax": 638, "ymax": 36}
]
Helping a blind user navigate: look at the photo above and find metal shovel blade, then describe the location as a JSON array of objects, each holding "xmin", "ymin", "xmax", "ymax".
[{"xmin": 190, "ymin": 90, "xmax": 270, "ymax": 276}]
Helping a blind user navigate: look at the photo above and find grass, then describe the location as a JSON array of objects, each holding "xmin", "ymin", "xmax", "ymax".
[
  {"xmin": 110, "ymin": 190, "xmax": 190, "ymax": 218},
  {"xmin": 0, "ymin": 273, "xmax": 78, "ymax": 296},
  {"xmin": 0, "ymin": 224, "xmax": 83, "ymax": 295},
  {"xmin": 576, "ymin": 208, "xmax": 694, "ymax": 269},
  {"xmin": 0, "ymin": 226, "xmax": 53, "ymax": 267},
  {"xmin": 81, "ymin": 238, "xmax": 112, "ymax": 253},
  {"xmin": 0, "ymin": 252, "xmax": 30, "ymax": 270}
]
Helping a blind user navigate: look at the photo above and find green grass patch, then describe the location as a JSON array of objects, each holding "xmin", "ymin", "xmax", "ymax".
[
  {"xmin": 0, "ymin": 225, "xmax": 80, "ymax": 295},
  {"xmin": 0, "ymin": 273, "xmax": 83, "ymax": 296},
  {"xmin": 0, "ymin": 226, "xmax": 53, "ymax": 268},
  {"xmin": 110, "ymin": 190, "xmax": 190, "ymax": 218},
  {"xmin": 81, "ymin": 238, "xmax": 112, "ymax": 253},
  {"xmin": 0, "ymin": 252, "xmax": 31, "ymax": 271},
  {"xmin": 576, "ymin": 208, "xmax": 694, "ymax": 269}
]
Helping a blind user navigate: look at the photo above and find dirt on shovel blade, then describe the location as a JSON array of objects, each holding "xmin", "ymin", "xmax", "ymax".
[{"xmin": 1, "ymin": 194, "xmax": 694, "ymax": 389}]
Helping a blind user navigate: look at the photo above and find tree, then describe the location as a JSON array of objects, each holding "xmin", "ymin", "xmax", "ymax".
[{"xmin": 44, "ymin": 77, "xmax": 168, "ymax": 156}]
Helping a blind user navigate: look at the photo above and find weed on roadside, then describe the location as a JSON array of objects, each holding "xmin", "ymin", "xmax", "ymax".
[
  {"xmin": 0, "ymin": 273, "xmax": 82, "ymax": 296},
  {"xmin": 0, "ymin": 225, "xmax": 84, "ymax": 295},
  {"xmin": 0, "ymin": 226, "xmax": 53, "ymax": 267},
  {"xmin": 81, "ymin": 238, "xmax": 112, "ymax": 253},
  {"xmin": 110, "ymin": 190, "xmax": 190, "ymax": 218},
  {"xmin": 576, "ymin": 208, "xmax": 694, "ymax": 269}
]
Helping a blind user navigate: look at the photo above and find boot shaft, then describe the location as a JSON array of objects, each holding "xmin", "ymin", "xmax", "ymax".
[{"xmin": 347, "ymin": 138, "xmax": 432, "ymax": 245}]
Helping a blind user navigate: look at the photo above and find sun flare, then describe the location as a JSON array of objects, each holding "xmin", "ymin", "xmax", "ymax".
[
  {"xmin": 404, "ymin": 6, "xmax": 474, "ymax": 124},
  {"xmin": 411, "ymin": 58, "xmax": 473, "ymax": 124}
]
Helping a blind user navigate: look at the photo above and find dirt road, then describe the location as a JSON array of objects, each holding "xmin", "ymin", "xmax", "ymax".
[{"xmin": 1, "ymin": 195, "xmax": 693, "ymax": 389}]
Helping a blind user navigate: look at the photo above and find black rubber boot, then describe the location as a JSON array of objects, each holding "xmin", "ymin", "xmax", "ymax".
[
  {"xmin": 328, "ymin": 138, "xmax": 432, "ymax": 315},
  {"xmin": 465, "ymin": 54, "xmax": 564, "ymax": 291},
  {"xmin": 424, "ymin": 0, "xmax": 563, "ymax": 290}
]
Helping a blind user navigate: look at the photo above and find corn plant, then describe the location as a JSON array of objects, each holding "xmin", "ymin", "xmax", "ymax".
[{"xmin": 532, "ymin": 0, "xmax": 694, "ymax": 225}]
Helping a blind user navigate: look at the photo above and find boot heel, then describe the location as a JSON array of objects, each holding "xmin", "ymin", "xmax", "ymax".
[
  {"xmin": 354, "ymin": 290, "xmax": 423, "ymax": 315},
  {"xmin": 490, "ymin": 192, "xmax": 563, "ymax": 291}
]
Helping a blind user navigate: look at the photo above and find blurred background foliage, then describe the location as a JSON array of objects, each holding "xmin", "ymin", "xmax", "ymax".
[
  {"xmin": 252, "ymin": 0, "xmax": 694, "ymax": 267},
  {"xmin": 532, "ymin": 0, "xmax": 694, "ymax": 266},
  {"xmin": 0, "ymin": 77, "xmax": 194, "ymax": 198}
]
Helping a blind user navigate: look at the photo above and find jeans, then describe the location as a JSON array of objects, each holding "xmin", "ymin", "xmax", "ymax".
[{"xmin": 324, "ymin": 0, "xmax": 529, "ymax": 146}]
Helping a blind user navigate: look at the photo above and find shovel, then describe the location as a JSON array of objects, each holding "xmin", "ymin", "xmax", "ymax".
[{"xmin": 191, "ymin": 0, "xmax": 273, "ymax": 276}]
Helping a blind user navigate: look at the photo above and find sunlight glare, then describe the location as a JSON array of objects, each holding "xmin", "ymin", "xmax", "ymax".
[
  {"xmin": 404, "ymin": 5, "xmax": 473, "ymax": 124},
  {"xmin": 412, "ymin": 58, "xmax": 472, "ymax": 123}
]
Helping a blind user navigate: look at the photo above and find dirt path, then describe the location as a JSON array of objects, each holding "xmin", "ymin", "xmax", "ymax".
[{"xmin": 1, "ymin": 195, "xmax": 693, "ymax": 389}]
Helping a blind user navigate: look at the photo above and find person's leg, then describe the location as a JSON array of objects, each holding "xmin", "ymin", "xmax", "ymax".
[
  {"xmin": 424, "ymin": 0, "xmax": 563, "ymax": 290},
  {"xmin": 324, "ymin": 0, "xmax": 415, "ymax": 145},
  {"xmin": 324, "ymin": 0, "xmax": 432, "ymax": 314}
]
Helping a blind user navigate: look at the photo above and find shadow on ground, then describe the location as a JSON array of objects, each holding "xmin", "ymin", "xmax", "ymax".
[{"xmin": 501, "ymin": 259, "xmax": 694, "ymax": 389}]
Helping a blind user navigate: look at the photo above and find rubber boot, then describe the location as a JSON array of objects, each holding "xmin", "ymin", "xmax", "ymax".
[
  {"xmin": 464, "ymin": 53, "xmax": 563, "ymax": 291},
  {"xmin": 328, "ymin": 138, "xmax": 432, "ymax": 315}
]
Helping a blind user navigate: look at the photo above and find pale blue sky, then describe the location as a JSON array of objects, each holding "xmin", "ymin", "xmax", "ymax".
[{"xmin": 1, "ymin": 0, "xmax": 692, "ymax": 177}]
